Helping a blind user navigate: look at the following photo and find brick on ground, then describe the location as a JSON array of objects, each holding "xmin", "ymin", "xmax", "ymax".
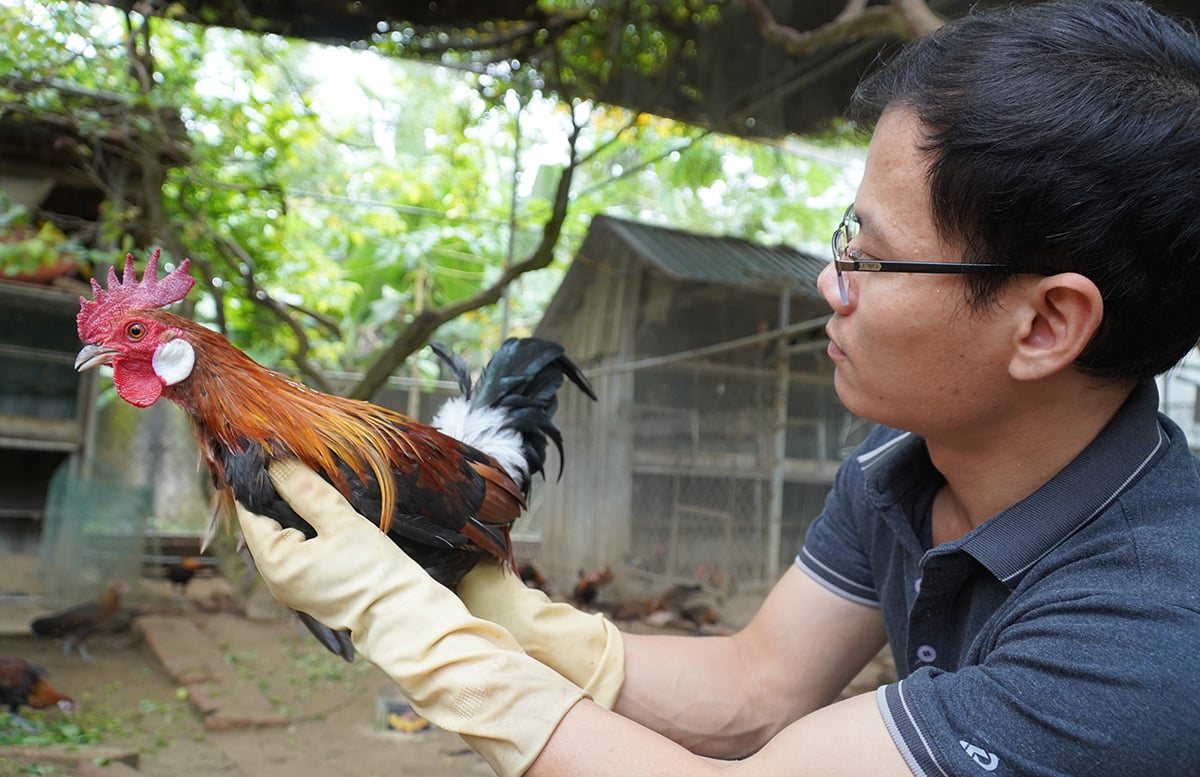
[{"xmin": 134, "ymin": 613, "xmax": 289, "ymax": 730}]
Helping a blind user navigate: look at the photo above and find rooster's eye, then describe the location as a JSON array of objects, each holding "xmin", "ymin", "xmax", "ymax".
[{"xmin": 125, "ymin": 322, "xmax": 147, "ymax": 341}]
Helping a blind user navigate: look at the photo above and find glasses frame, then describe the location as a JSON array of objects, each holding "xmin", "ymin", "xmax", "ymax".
[{"xmin": 830, "ymin": 205, "xmax": 1012, "ymax": 305}]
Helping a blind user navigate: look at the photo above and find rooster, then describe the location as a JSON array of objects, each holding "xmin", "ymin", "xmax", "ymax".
[
  {"xmin": 30, "ymin": 583, "xmax": 127, "ymax": 662},
  {"xmin": 0, "ymin": 657, "xmax": 75, "ymax": 732},
  {"xmin": 571, "ymin": 565, "xmax": 614, "ymax": 609},
  {"xmin": 74, "ymin": 250, "xmax": 595, "ymax": 661},
  {"xmin": 166, "ymin": 556, "xmax": 207, "ymax": 602}
]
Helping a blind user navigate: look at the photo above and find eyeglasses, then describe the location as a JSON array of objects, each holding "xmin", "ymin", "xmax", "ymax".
[{"xmin": 830, "ymin": 205, "xmax": 1012, "ymax": 306}]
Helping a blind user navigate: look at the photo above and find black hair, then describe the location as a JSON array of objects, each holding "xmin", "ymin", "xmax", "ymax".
[{"xmin": 850, "ymin": 0, "xmax": 1200, "ymax": 382}]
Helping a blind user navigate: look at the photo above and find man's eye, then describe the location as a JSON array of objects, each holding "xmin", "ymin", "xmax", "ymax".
[{"xmin": 126, "ymin": 322, "xmax": 147, "ymax": 341}]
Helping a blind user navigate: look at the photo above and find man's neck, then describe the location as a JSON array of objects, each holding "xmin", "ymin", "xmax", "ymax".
[{"xmin": 925, "ymin": 378, "xmax": 1134, "ymax": 544}]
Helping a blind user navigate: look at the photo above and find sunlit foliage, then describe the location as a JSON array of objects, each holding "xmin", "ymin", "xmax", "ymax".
[{"xmin": 0, "ymin": 0, "xmax": 864, "ymax": 384}]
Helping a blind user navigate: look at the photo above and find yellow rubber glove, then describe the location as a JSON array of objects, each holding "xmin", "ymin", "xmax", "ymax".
[
  {"xmin": 457, "ymin": 561, "xmax": 626, "ymax": 708},
  {"xmin": 235, "ymin": 461, "xmax": 584, "ymax": 777}
]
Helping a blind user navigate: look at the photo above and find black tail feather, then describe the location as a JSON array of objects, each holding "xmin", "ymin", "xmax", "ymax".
[
  {"xmin": 429, "ymin": 342, "xmax": 473, "ymax": 397},
  {"xmin": 470, "ymin": 338, "xmax": 595, "ymax": 407},
  {"xmin": 432, "ymin": 337, "xmax": 595, "ymax": 490}
]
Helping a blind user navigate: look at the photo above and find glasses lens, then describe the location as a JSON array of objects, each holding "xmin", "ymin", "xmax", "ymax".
[
  {"xmin": 831, "ymin": 206, "xmax": 854, "ymax": 306},
  {"xmin": 832, "ymin": 206, "xmax": 857, "ymax": 258},
  {"xmin": 830, "ymin": 207, "xmax": 859, "ymax": 304},
  {"xmin": 843, "ymin": 208, "xmax": 859, "ymax": 242}
]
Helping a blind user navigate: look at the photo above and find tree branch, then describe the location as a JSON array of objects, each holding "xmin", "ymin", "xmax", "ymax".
[
  {"xmin": 744, "ymin": 0, "xmax": 942, "ymax": 56},
  {"xmin": 211, "ymin": 234, "xmax": 338, "ymax": 393},
  {"xmin": 347, "ymin": 109, "xmax": 584, "ymax": 401}
]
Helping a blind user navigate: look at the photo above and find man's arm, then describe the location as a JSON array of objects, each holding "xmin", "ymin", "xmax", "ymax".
[
  {"xmin": 529, "ymin": 683, "xmax": 911, "ymax": 777},
  {"xmin": 612, "ymin": 565, "xmax": 891, "ymax": 758},
  {"xmin": 525, "ymin": 568, "xmax": 910, "ymax": 775}
]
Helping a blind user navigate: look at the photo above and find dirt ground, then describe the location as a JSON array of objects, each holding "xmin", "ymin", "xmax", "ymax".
[
  {"xmin": 0, "ymin": 573, "xmax": 496, "ymax": 777},
  {"xmin": 0, "ymin": 572, "xmax": 895, "ymax": 777}
]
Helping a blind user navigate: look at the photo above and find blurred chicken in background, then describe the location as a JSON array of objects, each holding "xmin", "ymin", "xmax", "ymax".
[
  {"xmin": 30, "ymin": 582, "xmax": 128, "ymax": 661},
  {"xmin": 0, "ymin": 657, "xmax": 74, "ymax": 731},
  {"xmin": 517, "ymin": 560, "xmax": 552, "ymax": 595},
  {"xmin": 570, "ymin": 565, "xmax": 613, "ymax": 609},
  {"xmin": 165, "ymin": 556, "xmax": 207, "ymax": 603}
]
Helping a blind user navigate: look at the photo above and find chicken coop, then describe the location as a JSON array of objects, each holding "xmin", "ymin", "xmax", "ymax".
[
  {"xmin": 0, "ymin": 77, "xmax": 187, "ymax": 604},
  {"xmin": 0, "ymin": 282, "xmax": 98, "ymax": 549},
  {"xmin": 527, "ymin": 215, "xmax": 870, "ymax": 599}
]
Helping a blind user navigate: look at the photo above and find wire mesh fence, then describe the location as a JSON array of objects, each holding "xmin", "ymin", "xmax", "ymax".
[
  {"xmin": 39, "ymin": 460, "xmax": 150, "ymax": 606},
  {"xmin": 39, "ymin": 393, "xmax": 211, "ymax": 603},
  {"xmin": 600, "ymin": 335, "xmax": 866, "ymax": 595}
]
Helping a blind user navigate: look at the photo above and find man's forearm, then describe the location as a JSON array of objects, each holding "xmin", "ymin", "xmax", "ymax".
[
  {"xmin": 611, "ymin": 568, "xmax": 889, "ymax": 759},
  {"xmin": 614, "ymin": 631, "xmax": 795, "ymax": 757},
  {"xmin": 527, "ymin": 691, "xmax": 911, "ymax": 777}
]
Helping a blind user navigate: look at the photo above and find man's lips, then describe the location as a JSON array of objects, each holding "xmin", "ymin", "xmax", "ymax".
[{"xmin": 825, "ymin": 330, "xmax": 846, "ymax": 360}]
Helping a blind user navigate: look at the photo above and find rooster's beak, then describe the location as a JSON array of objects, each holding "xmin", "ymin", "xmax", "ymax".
[{"xmin": 75, "ymin": 344, "xmax": 119, "ymax": 372}]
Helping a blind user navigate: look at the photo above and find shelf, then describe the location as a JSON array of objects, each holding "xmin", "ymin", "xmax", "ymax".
[
  {"xmin": 631, "ymin": 449, "xmax": 841, "ymax": 481},
  {"xmin": 0, "ymin": 508, "xmax": 42, "ymax": 521},
  {"xmin": 0, "ymin": 414, "xmax": 81, "ymax": 450}
]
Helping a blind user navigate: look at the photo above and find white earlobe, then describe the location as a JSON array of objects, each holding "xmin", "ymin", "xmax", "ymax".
[{"xmin": 152, "ymin": 339, "xmax": 195, "ymax": 386}]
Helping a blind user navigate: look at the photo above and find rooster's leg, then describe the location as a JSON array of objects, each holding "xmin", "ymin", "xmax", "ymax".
[
  {"xmin": 65, "ymin": 637, "xmax": 93, "ymax": 662},
  {"xmin": 7, "ymin": 712, "xmax": 36, "ymax": 732}
]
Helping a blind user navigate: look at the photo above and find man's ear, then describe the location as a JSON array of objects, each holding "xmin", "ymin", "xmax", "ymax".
[{"xmin": 1009, "ymin": 273, "xmax": 1104, "ymax": 381}]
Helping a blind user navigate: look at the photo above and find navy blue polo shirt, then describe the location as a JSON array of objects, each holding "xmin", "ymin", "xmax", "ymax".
[{"xmin": 798, "ymin": 382, "xmax": 1200, "ymax": 776}]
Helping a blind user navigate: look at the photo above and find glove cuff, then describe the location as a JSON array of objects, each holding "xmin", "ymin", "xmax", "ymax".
[
  {"xmin": 459, "ymin": 562, "xmax": 626, "ymax": 708},
  {"xmin": 355, "ymin": 603, "xmax": 585, "ymax": 777},
  {"xmin": 580, "ymin": 614, "xmax": 625, "ymax": 708}
]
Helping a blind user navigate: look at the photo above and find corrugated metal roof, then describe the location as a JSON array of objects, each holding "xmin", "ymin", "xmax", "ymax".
[{"xmin": 587, "ymin": 214, "xmax": 827, "ymax": 298}]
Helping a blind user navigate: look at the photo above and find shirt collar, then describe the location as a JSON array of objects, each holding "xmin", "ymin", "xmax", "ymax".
[{"xmin": 860, "ymin": 381, "xmax": 1168, "ymax": 589}]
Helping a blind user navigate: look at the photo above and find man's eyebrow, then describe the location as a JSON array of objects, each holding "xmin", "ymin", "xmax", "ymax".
[
  {"xmin": 852, "ymin": 205, "xmax": 878, "ymax": 237},
  {"xmin": 853, "ymin": 206, "xmax": 905, "ymax": 257}
]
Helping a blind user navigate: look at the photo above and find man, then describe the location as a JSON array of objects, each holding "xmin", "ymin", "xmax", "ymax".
[{"xmin": 236, "ymin": 1, "xmax": 1200, "ymax": 774}]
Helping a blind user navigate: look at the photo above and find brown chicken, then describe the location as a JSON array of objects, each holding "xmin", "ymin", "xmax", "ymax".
[
  {"xmin": 30, "ymin": 583, "xmax": 127, "ymax": 662},
  {"xmin": 678, "ymin": 602, "xmax": 722, "ymax": 630},
  {"xmin": 651, "ymin": 582, "xmax": 703, "ymax": 613},
  {"xmin": 0, "ymin": 657, "xmax": 75, "ymax": 731},
  {"xmin": 74, "ymin": 251, "xmax": 595, "ymax": 661}
]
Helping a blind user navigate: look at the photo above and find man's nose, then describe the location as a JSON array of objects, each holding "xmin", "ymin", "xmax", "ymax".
[{"xmin": 817, "ymin": 262, "xmax": 850, "ymax": 311}]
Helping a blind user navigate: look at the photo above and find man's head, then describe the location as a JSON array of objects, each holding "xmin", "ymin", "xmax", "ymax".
[{"xmin": 849, "ymin": 0, "xmax": 1200, "ymax": 382}]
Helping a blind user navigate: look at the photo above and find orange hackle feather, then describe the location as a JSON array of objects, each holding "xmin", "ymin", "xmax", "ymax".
[{"xmin": 143, "ymin": 308, "xmax": 520, "ymax": 558}]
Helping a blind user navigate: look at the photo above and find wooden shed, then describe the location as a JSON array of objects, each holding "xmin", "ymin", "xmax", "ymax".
[
  {"xmin": 0, "ymin": 281, "xmax": 98, "ymax": 553},
  {"xmin": 530, "ymin": 215, "xmax": 869, "ymax": 597},
  {"xmin": 0, "ymin": 77, "xmax": 186, "ymax": 592}
]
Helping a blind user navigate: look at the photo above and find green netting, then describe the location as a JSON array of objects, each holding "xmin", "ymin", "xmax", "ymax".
[{"xmin": 38, "ymin": 461, "xmax": 149, "ymax": 606}]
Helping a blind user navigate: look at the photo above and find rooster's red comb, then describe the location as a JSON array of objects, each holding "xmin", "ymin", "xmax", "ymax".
[{"xmin": 77, "ymin": 249, "xmax": 194, "ymax": 341}]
